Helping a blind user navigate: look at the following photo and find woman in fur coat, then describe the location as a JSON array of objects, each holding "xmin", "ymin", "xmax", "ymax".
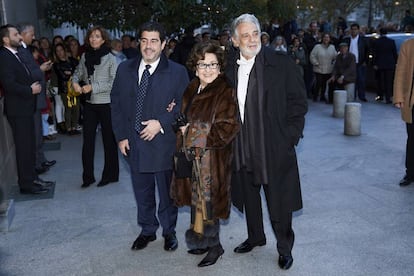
[{"xmin": 171, "ymin": 41, "xmax": 240, "ymax": 267}]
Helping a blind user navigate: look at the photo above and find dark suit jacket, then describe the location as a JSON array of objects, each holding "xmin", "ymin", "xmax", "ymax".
[
  {"xmin": 18, "ymin": 46, "xmax": 47, "ymax": 110},
  {"xmin": 0, "ymin": 47, "xmax": 36, "ymax": 117},
  {"xmin": 332, "ymin": 52, "xmax": 357, "ymax": 83},
  {"xmin": 343, "ymin": 35, "xmax": 370, "ymax": 65},
  {"xmin": 225, "ymin": 46, "xmax": 308, "ymax": 219},
  {"xmin": 372, "ymin": 36, "xmax": 398, "ymax": 70},
  {"xmin": 111, "ymin": 53, "xmax": 189, "ymax": 172}
]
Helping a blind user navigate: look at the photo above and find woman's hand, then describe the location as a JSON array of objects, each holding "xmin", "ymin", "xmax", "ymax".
[
  {"xmin": 179, "ymin": 123, "xmax": 190, "ymax": 135},
  {"xmin": 72, "ymin": 82, "xmax": 82, "ymax": 93},
  {"xmin": 81, "ymin": 84, "xmax": 92, "ymax": 93}
]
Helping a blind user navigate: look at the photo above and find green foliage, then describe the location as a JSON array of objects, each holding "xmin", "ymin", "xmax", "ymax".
[{"xmin": 46, "ymin": 0, "xmax": 302, "ymax": 33}]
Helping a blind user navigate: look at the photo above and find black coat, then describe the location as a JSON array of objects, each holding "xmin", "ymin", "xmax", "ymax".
[
  {"xmin": 225, "ymin": 46, "xmax": 308, "ymax": 219},
  {"xmin": 372, "ymin": 36, "xmax": 398, "ymax": 70},
  {"xmin": 0, "ymin": 47, "xmax": 36, "ymax": 117},
  {"xmin": 18, "ymin": 46, "xmax": 47, "ymax": 110}
]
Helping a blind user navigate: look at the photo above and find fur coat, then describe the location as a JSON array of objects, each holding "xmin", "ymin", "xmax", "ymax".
[{"xmin": 170, "ymin": 74, "xmax": 240, "ymax": 219}]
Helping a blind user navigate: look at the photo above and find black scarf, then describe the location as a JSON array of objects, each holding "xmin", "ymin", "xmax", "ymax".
[{"xmin": 84, "ymin": 45, "xmax": 110, "ymax": 76}]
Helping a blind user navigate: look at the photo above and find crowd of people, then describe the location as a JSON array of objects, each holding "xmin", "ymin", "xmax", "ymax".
[{"xmin": 2, "ymin": 10, "xmax": 414, "ymax": 271}]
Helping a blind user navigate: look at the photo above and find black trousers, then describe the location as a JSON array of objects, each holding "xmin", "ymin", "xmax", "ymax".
[
  {"xmin": 82, "ymin": 102, "xmax": 119, "ymax": 183},
  {"xmin": 7, "ymin": 116, "xmax": 37, "ymax": 189},
  {"xmin": 313, "ymin": 73, "xmax": 332, "ymax": 101},
  {"xmin": 376, "ymin": 69, "xmax": 394, "ymax": 101},
  {"xmin": 406, "ymin": 108, "xmax": 414, "ymax": 179},
  {"xmin": 233, "ymin": 169, "xmax": 295, "ymax": 256}
]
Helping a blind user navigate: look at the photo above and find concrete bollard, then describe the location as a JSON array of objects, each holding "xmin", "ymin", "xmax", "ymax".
[
  {"xmin": 333, "ymin": 90, "xmax": 347, "ymax": 118},
  {"xmin": 344, "ymin": 102, "xmax": 361, "ymax": 136}
]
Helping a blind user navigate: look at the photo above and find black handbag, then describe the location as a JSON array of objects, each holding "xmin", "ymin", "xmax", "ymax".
[{"xmin": 173, "ymin": 149, "xmax": 193, "ymax": 178}]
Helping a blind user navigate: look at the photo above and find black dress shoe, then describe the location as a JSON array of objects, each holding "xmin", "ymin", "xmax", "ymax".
[
  {"xmin": 131, "ymin": 234, "xmax": 156, "ymax": 250},
  {"xmin": 35, "ymin": 166, "xmax": 49, "ymax": 175},
  {"xmin": 164, "ymin": 233, "xmax": 178, "ymax": 251},
  {"xmin": 278, "ymin": 255, "xmax": 293, "ymax": 270},
  {"xmin": 20, "ymin": 186, "xmax": 49, "ymax": 194},
  {"xmin": 42, "ymin": 160, "xmax": 56, "ymax": 168},
  {"xmin": 97, "ymin": 179, "xmax": 118, "ymax": 187},
  {"xmin": 375, "ymin": 96, "xmax": 384, "ymax": 102},
  {"xmin": 34, "ymin": 179, "xmax": 55, "ymax": 188},
  {"xmin": 81, "ymin": 180, "xmax": 95, "ymax": 188},
  {"xmin": 198, "ymin": 244, "xmax": 224, "ymax": 267},
  {"xmin": 399, "ymin": 175, "xmax": 414, "ymax": 186},
  {"xmin": 360, "ymin": 98, "xmax": 368, "ymax": 102},
  {"xmin": 233, "ymin": 239, "xmax": 266, "ymax": 253},
  {"xmin": 188, "ymin": 248, "xmax": 209, "ymax": 255}
]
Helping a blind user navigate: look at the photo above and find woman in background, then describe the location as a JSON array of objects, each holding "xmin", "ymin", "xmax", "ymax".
[
  {"xmin": 72, "ymin": 26, "xmax": 119, "ymax": 188},
  {"xmin": 53, "ymin": 43, "xmax": 80, "ymax": 135},
  {"xmin": 310, "ymin": 33, "xmax": 337, "ymax": 102}
]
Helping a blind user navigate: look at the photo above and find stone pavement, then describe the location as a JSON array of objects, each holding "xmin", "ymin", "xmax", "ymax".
[{"xmin": 1, "ymin": 95, "xmax": 414, "ymax": 276}]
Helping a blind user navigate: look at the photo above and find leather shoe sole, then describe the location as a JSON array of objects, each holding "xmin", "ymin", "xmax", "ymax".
[
  {"xmin": 164, "ymin": 233, "xmax": 178, "ymax": 251},
  {"xmin": 81, "ymin": 180, "xmax": 95, "ymax": 188},
  {"xmin": 42, "ymin": 160, "xmax": 56, "ymax": 168},
  {"xmin": 188, "ymin": 248, "xmax": 209, "ymax": 255},
  {"xmin": 131, "ymin": 234, "xmax": 156, "ymax": 250},
  {"xmin": 34, "ymin": 179, "xmax": 55, "ymax": 188},
  {"xmin": 399, "ymin": 178, "xmax": 413, "ymax": 186},
  {"xmin": 234, "ymin": 239, "xmax": 266, "ymax": 253},
  {"xmin": 97, "ymin": 180, "xmax": 118, "ymax": 187},
  {"xmin": 278, "ymin": 255, "xmax": 293, "ymax": 270},
  {"xmin": 20, "ymin": 186, "xmax": 49, "ymax": 194},
  {"xmin": 198, "ymin": 245, "xmax": 224, "ymax": 267}
]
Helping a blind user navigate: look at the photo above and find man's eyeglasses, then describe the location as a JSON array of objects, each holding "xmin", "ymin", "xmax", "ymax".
[{"xmin": 196, "ymin": 62, "xmax": 220, "ymax": 69}]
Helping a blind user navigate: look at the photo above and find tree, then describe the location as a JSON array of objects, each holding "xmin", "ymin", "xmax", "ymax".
[{"xmin": 45, "ymin": 0, "xmax": 365, "ymax": 34}]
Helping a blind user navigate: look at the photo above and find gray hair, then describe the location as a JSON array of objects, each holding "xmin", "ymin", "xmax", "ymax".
[
  {"xmin": 231, "ymin": 14, "xmax": 261, "ymax": 38},
  {"xmin": 16, "ymin": 23, "xmax": 34, "ymax": 33}
]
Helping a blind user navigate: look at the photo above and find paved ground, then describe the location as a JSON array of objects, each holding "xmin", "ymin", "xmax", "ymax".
[{"xmin": 1, "ymin": 94, "xmax": 414, "ymax": 276}]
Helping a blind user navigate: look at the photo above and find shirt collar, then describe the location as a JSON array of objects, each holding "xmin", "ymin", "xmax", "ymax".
[{"xmin": 140, "ymin": 57, "xmax": 161, "ymax": 75}]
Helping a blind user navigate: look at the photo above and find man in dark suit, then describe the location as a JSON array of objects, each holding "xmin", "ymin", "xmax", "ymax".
[
  {"xmin": 17, "ymin": 23, "xmax": 56, "ymax": 175},
  {"xmin": 372, "ymin": 28, "xmax": 398, "ymax": 104},
  {"xmin": 343, "ymin": 23, "xmax": 370, "ymax": 102},
  {"xmin": 225, "ymin": 14, "xmax": 307, "ymax": 270},
  {"xmin": 0, "ymin": 24, "xmax": 48, "ymax": 194},
  {"xmin": 111, "ymin": 22, "xmax": 189, "ymax": 252}
]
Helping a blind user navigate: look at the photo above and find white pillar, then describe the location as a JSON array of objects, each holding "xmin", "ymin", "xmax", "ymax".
[
  {"xmin": 333, "ymin": 90, "xmax": 347, "ymax": 118},
  {"xmin": 344, "ymin": 102, "xmax": 361, "ymax": 136}
]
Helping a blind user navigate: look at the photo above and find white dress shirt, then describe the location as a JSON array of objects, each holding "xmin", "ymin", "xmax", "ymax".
[
  {"xmin": 236, "ymin": 55, "xmax": 255, "ymax": 123},
  {"xmin": 349, "ymin": 35, "xmax": 359, "ymax": 64}
]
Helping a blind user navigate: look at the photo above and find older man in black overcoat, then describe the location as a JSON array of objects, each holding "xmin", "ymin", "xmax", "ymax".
[{"xmin": 225, "ymin": 14, "xmax": 307, "ymax": 270}]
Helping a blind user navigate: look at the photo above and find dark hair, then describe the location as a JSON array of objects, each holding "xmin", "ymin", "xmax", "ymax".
[
  {"xmin": 28, "ymin": 45, "xmax": 39, "ymax": 54},
  {"xmin": 53, "ymin": 42, "xmax": 67, "ymax": 61},
  {"xmin": 139, "ymin": 21, "xmax": 166, "ymax": 42},
  {"xmin": 52, "ymin": 35, "xmax": 64, "ymax": 46},
  {"xmin": 351, "ymin": 23, "xmax": 360, "ymax": 30},
  {"xmin": 186, "ymin": 41, "xmax": 225, "ymax": 72},
  {"xmin": 85, "ymin": 26, "xmax": 110, "ymax": 48},
  {"xmin": 0, "ymin": 24, "xmax": 17, "ymax": 46}
]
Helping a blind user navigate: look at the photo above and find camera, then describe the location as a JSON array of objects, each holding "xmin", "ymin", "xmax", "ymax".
[{"xmin": 172, "ymin": 112, "xmax": 188, "ymax": 132}]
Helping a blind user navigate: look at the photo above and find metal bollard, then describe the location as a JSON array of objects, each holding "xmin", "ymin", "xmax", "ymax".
[
  {"xmin": 333, "ymin": 90, "xmax": 347, "ymax": 118},
  {"xmin": 344, "ymin": 102, "xmax": 361, "ymax": 136}
]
